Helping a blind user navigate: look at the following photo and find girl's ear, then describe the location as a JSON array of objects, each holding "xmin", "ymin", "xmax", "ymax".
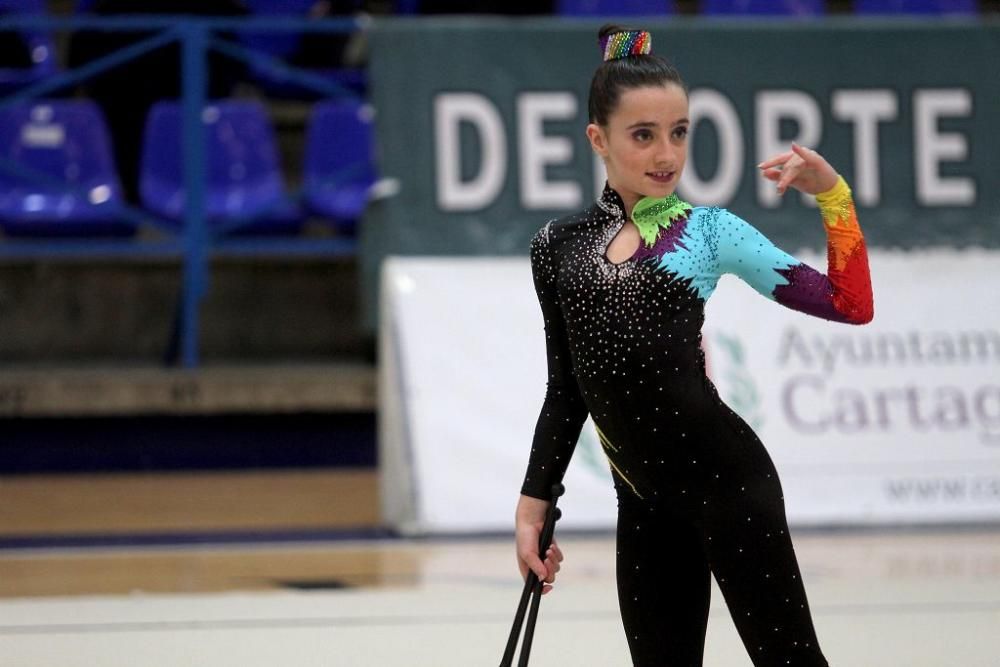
[{"xmin": 586, "ymin": 123, "xmax": 608, "ymax": 158}]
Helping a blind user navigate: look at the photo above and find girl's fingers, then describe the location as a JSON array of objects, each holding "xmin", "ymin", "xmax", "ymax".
[
  {"xmin": 780, "ymin": 153, "xmax": 805, "ymax": 180},
  {"xmin": 520, "ymin": 550, "xmax": 548, "ymax": 581},
  {"xmin": 777, "ymin": 165, "xmax": 796, "ymax": 187},
  {"xmin": 777, "ymin": 168, "xmax": 800, "ymax": 195},
  {"xmin": 534, "ymin": 543, "xmax": 560, "ymax": 579},
  {"xmin": 757, "ymin": 151, "xmax": 794, "ymax": 170},
  {"xmin": 791, "ymin": 142, "xmax": 816, "ymax": 163},
  {"xmin": 763, "ymin": 144, "xmax": 838, "ymax": 195},
  {"xmin": 540, "ymin": 554, "xmax": 560, "ymax": 578},
  {"xmin": 793, "ymin": 143, "xmax": 839, "ymax": 192},
  {"xmin": 776, "ymin": 163, "xmax": 802, "ymax": 194}
]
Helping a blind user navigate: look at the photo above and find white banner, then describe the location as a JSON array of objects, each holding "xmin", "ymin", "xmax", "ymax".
[{"xmin": 379, "ymin": 250, "xmax": 1000, "ymax": 534}]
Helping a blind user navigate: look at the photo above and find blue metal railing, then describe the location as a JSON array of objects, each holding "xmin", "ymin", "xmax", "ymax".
[{"xmin": 0, "ymin": 14, "xmax": 367, "ymax": 367}]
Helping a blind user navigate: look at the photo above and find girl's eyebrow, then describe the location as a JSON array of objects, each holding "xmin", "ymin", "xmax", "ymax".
[{"xmin": 626, "ymin": 118, "xmax": 690, "ymax": 130}]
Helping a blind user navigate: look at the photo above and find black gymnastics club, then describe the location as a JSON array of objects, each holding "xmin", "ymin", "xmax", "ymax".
[{"xmin": 500, "ymin": 482, "xmax": 565, "ymax": 667}]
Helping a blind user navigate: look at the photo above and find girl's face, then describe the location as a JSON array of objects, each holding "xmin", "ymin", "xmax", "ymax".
[{"xmin": 586, "ymin": 83, "xmax": 689, "ymax": 213}]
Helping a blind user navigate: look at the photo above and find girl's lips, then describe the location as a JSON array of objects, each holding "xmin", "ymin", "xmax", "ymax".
[{"xmin": 646, "ymin": 171, "xmax": 675, "ymax": 184}]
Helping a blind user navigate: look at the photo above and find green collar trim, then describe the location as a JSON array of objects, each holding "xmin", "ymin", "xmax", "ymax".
[{"xmin": 631, "ymin": 194, "xmax": 692, "ymax": 247}]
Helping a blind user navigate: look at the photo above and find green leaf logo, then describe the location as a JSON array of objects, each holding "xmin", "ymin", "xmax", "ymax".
[{"xmin": 713, "ymin": 332, "xmax": 763, "ymax": 431}]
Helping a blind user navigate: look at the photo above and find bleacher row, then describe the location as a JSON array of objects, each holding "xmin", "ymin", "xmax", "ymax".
[
  {"xmin": 0, "ymin": 0, "xmax": 374, "ymax": 239},
  {"xmin": 0, "ymin": 0, "xmax": 986, "ymax": 240},
  {"xmin": 1, "ymin": 0, "xmax": 987, "ymax": 92},
  {"xmin": 0, "ymin": 98, "xmax": 375, "ymax": 236},
  {"xmin": 3, "ymin": 0, "xmax": 365, "ymax": 97},
  {"xmin": 553, "ymin": 0, "xmax": 980, "ymax": 14}
]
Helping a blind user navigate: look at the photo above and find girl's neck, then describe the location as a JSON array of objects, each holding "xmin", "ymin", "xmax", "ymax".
[{"xmin": 607, "ymin": 180, "xmax": 641, "ymax": 219}]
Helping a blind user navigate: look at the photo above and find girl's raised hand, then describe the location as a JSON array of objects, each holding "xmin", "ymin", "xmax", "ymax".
[{"xmin": 758, "ymin": 143, "xmax": 838, "ymax": 196}]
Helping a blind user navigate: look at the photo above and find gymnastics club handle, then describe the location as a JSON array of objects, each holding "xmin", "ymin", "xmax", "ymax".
[
  {"xmin": 536, "ymin": 483, "xmax": 564, "ymax": 556},
  {"xmin": 499, "ymin": 483, "xmax": 565, "ymax": 667}
]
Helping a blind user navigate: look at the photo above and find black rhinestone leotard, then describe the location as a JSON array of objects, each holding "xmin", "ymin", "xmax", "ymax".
[{"xmin": 521, "ymin": 179, "xmax": 873, "ymax": 666}]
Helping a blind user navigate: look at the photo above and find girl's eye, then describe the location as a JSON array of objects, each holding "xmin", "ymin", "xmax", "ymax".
[
  {"xmin": 633, "ymin": 130, "xmax": 653, "ymax": 141},
  {"xmin": 674, "ymin": 126, "xmax": 689, "ymax": 139}
]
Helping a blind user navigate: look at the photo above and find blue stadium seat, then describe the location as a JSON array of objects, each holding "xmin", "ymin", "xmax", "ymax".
[
  {"xmin": 139, "ymin": 100, "xmax": 301, "ymax": 234},
  {"xmin": 0, "ymin": 0, "xmax": 58, "ymax": 94},
  {"xmin": 854, "ymin": 0, "xmax": 976, "ymax": 13},
  {"xmin": 303, "ymin": 99, "xmax": 377, "ymax": 235},
  {"xmin": 237, "ymin": 0, "xmax": 366, "ymax": 99},
  {"xmin": 0, "ymin": 100, "xmax": 128, "ymax": 236},
  {"xmin": 702, "ymin": 0, "xmax": 825, "ymax": 14},
  {"xmin": 239, "ymin": 0, "xmax": 319, "ymax": 62},
  {"xmin": 557, "ymin": 0, "xmax": 675, "ymax": 16}
]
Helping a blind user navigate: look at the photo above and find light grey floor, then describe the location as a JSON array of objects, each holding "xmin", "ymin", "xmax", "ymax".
[{"xmin": 1, "ymin": 529, "xmax": 998, "ymax": 666}]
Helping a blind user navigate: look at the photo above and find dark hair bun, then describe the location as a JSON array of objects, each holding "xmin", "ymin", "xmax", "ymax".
[
  {"xmin": 588, "ymin": 26, "xmax": 685, "ymax": 124},
  {"xmin": 598, "ymin": 23, "xmax": 630, "ymax": 40}
]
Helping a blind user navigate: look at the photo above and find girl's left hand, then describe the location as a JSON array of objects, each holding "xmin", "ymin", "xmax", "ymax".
[
  {"xmin": 515, "ymin": 495, "xmax": 564, "ymax": 595},
  {"xmin": 757, "ymin": 143, "xmax": 838, "ymax": 196}
]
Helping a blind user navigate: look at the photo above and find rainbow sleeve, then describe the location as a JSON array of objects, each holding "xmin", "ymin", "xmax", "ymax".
[{"xmin": 714, "ymin": 176, "xmax": 874, "ymax": 325}]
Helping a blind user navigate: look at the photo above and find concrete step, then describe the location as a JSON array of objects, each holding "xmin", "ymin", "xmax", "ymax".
[{"xmin": 0, "ymin": 362, "xmax": 375, "ymax": 417}]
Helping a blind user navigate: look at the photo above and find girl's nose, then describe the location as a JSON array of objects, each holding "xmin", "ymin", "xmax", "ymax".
[{"xmin": 655, "ymin": 139, "xmax": 677, "ymax": 167}]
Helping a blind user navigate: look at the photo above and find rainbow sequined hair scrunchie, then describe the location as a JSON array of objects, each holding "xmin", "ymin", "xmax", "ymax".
[{"xmin": 600, "ymin": 30, "xmax": 652, "ymax": 62}]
